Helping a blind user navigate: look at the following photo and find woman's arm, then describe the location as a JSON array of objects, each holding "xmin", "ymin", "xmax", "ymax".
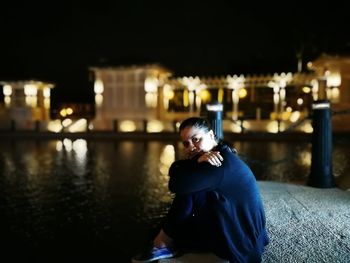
[{"xmin": 168, "ymin": 153, "xmax": 226, "ymax": 195}]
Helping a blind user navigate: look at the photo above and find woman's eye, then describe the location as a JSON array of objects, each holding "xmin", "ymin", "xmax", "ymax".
[{"xmin": 192, "ymin": 137, "xmax": 200, "ymax": 143}]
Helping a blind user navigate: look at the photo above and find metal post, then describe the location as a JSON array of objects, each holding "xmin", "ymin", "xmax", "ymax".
[
  {"xmin": 35, "ymin": 120, "xmax": 40, "ymax": 132},
  {"xmin": 113, "ymin": 119, "xmax": 119, "ymax": 132},
  {"xmin": 307, "ymin": 100, "xmax": 335, "ymax": 188},
  {"xmin": 143, "ymin": 119, "xmax": 148, "ymax": 133},
  {"xmin": 10, "ymin": 119, "xmax": 16, "ymax": 132},
  {"xmin": 206, "ymin": 103, "xmax": 223, "ymax": 140}
]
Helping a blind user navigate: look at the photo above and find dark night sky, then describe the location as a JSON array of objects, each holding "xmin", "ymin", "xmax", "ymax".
[{"xmin": 0, "ymin": 1, "xmax": 349, "ymax": 104}]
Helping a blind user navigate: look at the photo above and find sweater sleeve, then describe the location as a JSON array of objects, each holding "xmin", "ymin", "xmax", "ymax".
[{"xmin": 168, "ymin": 150, "xmax": 227, "ymax": 195}]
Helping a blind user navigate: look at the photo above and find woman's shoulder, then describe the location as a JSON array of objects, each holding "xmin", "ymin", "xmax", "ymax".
[{"xmin": 216, "ymin": 142, "xmax": 237, "ymax": 155}]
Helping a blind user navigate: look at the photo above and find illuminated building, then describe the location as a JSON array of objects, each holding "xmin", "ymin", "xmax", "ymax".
[
  {"xmin": 89, "ymin": 64, "xmax": 172, "ymax": 132},
  {"xmin": 308, "ymin": 54, "xmax": 350, "ymax": 132},
  {"xmin": 89, "ymin": 54, "xmax": 350, "ymax": 133},
  {"xmin": 0, "ymin": 80, "xmax": 54, "ymax": 130},
  {"xmin": 1, "ymin": 54, "xmax": 349, "ymax": 133}
]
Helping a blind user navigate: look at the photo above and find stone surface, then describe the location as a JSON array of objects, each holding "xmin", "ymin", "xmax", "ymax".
[{"xmin": 160, "ymin": 181, "xmax": 350, "ymax": 263}]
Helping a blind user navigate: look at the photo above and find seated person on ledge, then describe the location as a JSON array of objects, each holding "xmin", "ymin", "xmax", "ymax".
[{"xmin": 132, "ymin": 117, "xmax": 269, "ymax": 263}]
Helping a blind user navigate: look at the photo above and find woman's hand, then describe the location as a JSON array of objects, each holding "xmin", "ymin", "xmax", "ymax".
[{"xmin": 197, "ymin": 151, "xmax": 223, "ymax": 167}]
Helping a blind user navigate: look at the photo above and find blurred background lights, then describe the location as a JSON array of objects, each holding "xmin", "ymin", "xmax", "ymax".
[
  {"xmin": 147, "ymin": 120, "xmax": 164, "ymax": 133},
  {"xmin": 120, "ymin": 120, "xmax": 136, "ymax": 132}
]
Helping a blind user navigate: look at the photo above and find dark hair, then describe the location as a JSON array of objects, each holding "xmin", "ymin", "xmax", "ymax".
[{"xmin": 179, "ymin": 117, "xmax": 212, "ymax": 133}]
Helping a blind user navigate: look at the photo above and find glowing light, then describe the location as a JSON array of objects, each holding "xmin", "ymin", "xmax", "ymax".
[
  {"xmin": 332, "ymin": 87, "xmax": 340, "ymax": 100},
  {"xmin": 312, "ymin": 102, "xmax": 330, "ymax": 109},
  {"xmin": 302, "ymin": 86, "xmax": 311, "ymax": 93},
  {"xmin": 4, "ymin": 96, "xmax": 11, "ymax": 107},
  {"xmin": 311, "ymin": 79, "xmax": 319, "ymax": 100},
  {"xmin": 326, "ymin": 72, "xmax": 341, "ymax": 87},
  {"xmin": 56, "ymin": 141, "xmax": 63, "ymax": 151},
  {"xmin": 68, "ymin": 119, "xmax": 87, "ymax": 133},
  {"xmin": 286, "ymin": 107, "xmax": 292, "ymax": 112},
  {"xmin": 189, "ymin": 91, "xmax": 195, "ymax": 110},
  {"xmin": 181, "ymin": 76, "xmax": 201, "ymax": 91},
  {"xmin": 95, "ymin": 94, "xmax": 103, "ymax": 106},
  {"xmin": 266, "ymin": 121, "xmax": 279, "ymax": 133},
  {"xmin": 301, "ymin": 122, "xmax": 313, "ymax": 133},
  {"xmin": 120, "ymin": 120, "xmax": 136, "ymax": 132},
  {"xmin": 297, "ymin": 98, "xmax": 303, "ymax": 105},
  {"xmin": 230, "ymin": 122, "xmax": 242, "ymax": 133},
  {"xmin": 147, "ymin": 120, "xmax": 164, "ymax": 133},
  {"xmin": 163, "ymin": 85, "xmax": 174, "ymax": 99},
  {"xmin": 63, "ymin": 138, "xmax": 73, "ymax": 151},
  {"xmin": 47, "ymin": 120, "xmax": 63, "ymax": 133},
  {"xmin": 44, "ymin": 98, "xmax": 50, "ymax": 109},
  {"xmin": 195, "ymin": 94, "xmax": 202, "ymax": 112},
  {"xmin": 183, "ymin": 89, "xmax": 189, "ymax": 107},
  {"xmin": 66, "ymin": 107, "xmax": 73, "ymax": 115},
  {"xmin": 3, "ymin": 85, "xmax": 12, "ymax": 96},
  {"xmin": 238, "ymin": 88, "xmax": 247, "ymax": 98},
  {"xmin": 163, "ymin": 84, "xmax": 174, "ymax": 110},
  {"xmin": 299, "ymin": 150, "xmax": 311, "ymax": 166},
  {"xmin": 232, "ymin": 89, "xmax": 239, "ymax": 104},
  {"xmin": 242, "ymin": 121, "xmax": 251, "ymax": 130},
  {"xmin": 43, "ymin": 87, "xmax": 51, "ymax": 98},
  {"xmin": 199, "ymin": 90, "xmax": 211, "ymax": 101},
  {"xmin": 281, "ymin": 111, "xmax": 291, "ymax": 121},
  {"xmin": 145, "ymin": 93, "xmax": 157, "ymax": 108},
  {"xmin": 207, "ymin": 104, "xmax": 223, "ymax": 112},
  {"xmin": 94, "ymin": 79, "xmax": 104, "ymax": 94},
  {"xmin": 62, "ymin": 118, "xmax": 72, "ymax": 127},
  {"xmin": 159, "ymin": 145, "xmax": 175, "ymax": 176},
  {"xmin": 24, "ymin": 84, "xmax": 37, "ymax": 96},
  {"xmin": 279, "ymin": 122, "xmax": 286, "ymax": 132},
  {"xmin": 144, "ymin": 76, "xmax": 159, "ymax": 93},
  {"xmin": 25, "ymin": 96, "xmax": 37, "ymax": 107},
  {"xmin": 72, "ymin": 139, "xmax": 88, "ymax": 158},
  {"xmin": 218, "ymin": 88, "xmax": 224, "ymax": 103},
  {"xmin": 290, "ymin": 111, "xmax": 301, "ymax": 123},
  {"xmin": 60, "ymin": 109, "xmax": 67, "ymax": 117},
  {"xmin": 227, "ymin": 74, "xmax": 245, "ymax": 89},
  {"xmin": 280, "ymin": 88, "xmax": 286, "ymax": 101}
]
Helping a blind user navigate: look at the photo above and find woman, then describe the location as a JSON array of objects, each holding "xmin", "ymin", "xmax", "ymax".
[{"xmin": 133, "ymin": 117, "xmax": 269, "ymax": 263}]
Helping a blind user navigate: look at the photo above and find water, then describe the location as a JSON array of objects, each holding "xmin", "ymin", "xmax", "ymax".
[{"xmin": 0, "ymin": 138, "xmax": 349, "ymax": 262}]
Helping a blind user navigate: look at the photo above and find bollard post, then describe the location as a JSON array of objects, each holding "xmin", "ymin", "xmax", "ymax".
[
  {"xmin": 35, "ymin": 120, "xmax": 40, "ymax": 132},
  {"xmin": 113, "ymin": 119, "xmax": 119, "ymax": 132},
  {"xmin": 206, "ymin": 103, "xmax": 224, "ymax": 140},
  {"xmin": 307, "ymin": 100, "xmax": 335, "ymax": 188},
  {"xmin": 10, "ymin": 119, "xmax": 16, "ymax": 132},
  {"xmin": 143, "ymin": 119, "xmax": 148, "ymax": 133}
]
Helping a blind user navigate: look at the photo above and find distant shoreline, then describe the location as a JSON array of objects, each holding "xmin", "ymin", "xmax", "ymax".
[{"xmin": 0, "ymin": 130, "xmax": 342, "ymax": 141}]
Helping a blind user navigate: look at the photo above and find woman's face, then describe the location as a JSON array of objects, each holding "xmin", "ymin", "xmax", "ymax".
[{"xmin": 180, "ymin": 126, "xmax": 216, "ymax": 158}]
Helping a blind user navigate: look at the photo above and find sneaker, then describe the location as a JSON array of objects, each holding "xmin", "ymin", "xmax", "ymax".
[{"xmin": 131, "ymin": 246, "xmax": 178, "ymax": 262}]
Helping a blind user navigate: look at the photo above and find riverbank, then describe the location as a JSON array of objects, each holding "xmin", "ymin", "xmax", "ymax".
[
  {"xmin": 0, "ymin": 129, "xmax": 349, "ymax": 142},
  {"xmin": 0, "ymin": 130, "xmax": 316, "ymax": 141}
]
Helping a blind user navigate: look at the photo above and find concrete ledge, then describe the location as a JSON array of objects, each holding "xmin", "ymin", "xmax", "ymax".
[{"xmin": 162, "ymin": 182, "xmax": 350, "ymax": 262}]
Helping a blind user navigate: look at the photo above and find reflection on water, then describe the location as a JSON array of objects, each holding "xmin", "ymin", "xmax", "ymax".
[{"xmin": 0, "ymin": 138, "xmax": 349, "ymax": 262}]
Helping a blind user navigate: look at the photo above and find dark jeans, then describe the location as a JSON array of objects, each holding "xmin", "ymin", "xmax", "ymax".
[{"xmin": 162, "ymin": 191, "xmax": 211, "ymax": 251}]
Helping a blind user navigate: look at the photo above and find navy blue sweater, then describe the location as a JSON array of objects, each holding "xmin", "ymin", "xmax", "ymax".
[{"xmin": 167, "ymin": 143, "xmax": 269, "ymax": 262}]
